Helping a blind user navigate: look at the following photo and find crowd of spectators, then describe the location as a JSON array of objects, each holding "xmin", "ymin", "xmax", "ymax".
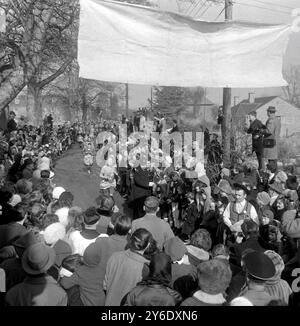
[{"xmin": 0, "ymin": 111, "xmax": 300, "ymax": 306}]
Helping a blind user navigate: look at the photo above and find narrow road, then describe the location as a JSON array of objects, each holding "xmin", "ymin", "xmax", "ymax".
[{"xmin": 53, "ymin": 143, "xmax": 126, "ymax": 213}]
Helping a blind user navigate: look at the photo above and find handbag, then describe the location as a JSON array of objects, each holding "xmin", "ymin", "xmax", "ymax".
[{"xmin": 263, "ymin": 135, "xmax": 276, "ymax": 148}]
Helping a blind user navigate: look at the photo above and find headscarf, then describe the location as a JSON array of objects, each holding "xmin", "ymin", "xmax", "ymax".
[{"xmin": 142, "ymin": 252, "xmax": 172, "ymax": 287}]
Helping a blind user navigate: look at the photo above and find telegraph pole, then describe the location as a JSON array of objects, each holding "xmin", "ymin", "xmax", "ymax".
[
  {"xmin": 125, "ymin": 83, "xmax": 129, "ymax": 117},
  {"xmin": 222, "ymin": 0, "xmax": 233, "ymax": 167}
]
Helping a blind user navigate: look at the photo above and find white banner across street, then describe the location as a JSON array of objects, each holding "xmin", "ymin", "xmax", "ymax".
[{"xmin": 78, "ymin": 0, "xmax": 296, "ymax": 88}]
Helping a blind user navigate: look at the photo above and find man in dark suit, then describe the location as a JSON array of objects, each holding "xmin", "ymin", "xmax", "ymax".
[
  {"xmin": 246, "ymin": 111, "xmax": 266, "ymax": 171},
  {"xmin": 129, "ymin": 165, "xmax": 151, "ymax": 219},
  {"xmin": 7, "ymin": 111, "xmax": 17, "ymax": 134}
]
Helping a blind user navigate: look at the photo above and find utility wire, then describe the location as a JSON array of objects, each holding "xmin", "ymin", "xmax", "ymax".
[
  {"xmin": 192, "ymin": 0, "xmax": 208, "ymax": 17},
  {"xmin": 184, "ymin": 0, "xmax": 197, "ymax": 16},
  {"xmin": 195, "ymin": 1, "xmax": 214, "ymax": 18},
  {"xmin": 214, "ymin": 6, "xmax": 226, "ymax": 20},
  {"xmin": 249, "ymin": 0, "xmax": 294, "ymax": 10},
  {"xmin": 189, "ymin": 0, "xmax": 207, "ymax": 16},
  {"xmin": 233, "ymin": 1, "xmax": 290, "ymax": 15}
]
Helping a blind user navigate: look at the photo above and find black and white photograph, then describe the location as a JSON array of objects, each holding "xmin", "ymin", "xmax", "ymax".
[{"xmin": 0, "ymin": 0, "xmax": 300, "ymax": 310}]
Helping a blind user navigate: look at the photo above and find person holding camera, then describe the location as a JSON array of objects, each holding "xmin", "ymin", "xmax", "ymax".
[
  {"xmin": 263, "ymin": 106, "xmax": 281, "ymax": 170},
  {"xmin": 246, "ymin": 111, "xmax": 266, "ymax": 171}
]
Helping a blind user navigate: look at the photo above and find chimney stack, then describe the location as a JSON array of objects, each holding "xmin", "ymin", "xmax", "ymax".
[{"xmin": 248, "ymin": 93, "xmax": 255, "ymax": 104}]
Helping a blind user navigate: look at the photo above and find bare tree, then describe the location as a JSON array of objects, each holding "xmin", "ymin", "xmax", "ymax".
[{"xmin": 0, "ymin": 0, "xmax": 78, "ymax": 121}]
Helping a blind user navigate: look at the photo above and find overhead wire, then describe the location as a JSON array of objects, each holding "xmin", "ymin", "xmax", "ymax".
[
  {"xmin": 195, "ymin": 1, "xmax": 214, "ymax": 18},
  {"xmin": 249, "ymin": 0, "xmax": 294, "ymax": 10},
  {"xmin": 189, "ymin": 0, "xmax": 207, "ymax": 16},
  {"xmin": 192, "ymin": 0, "xmax": 208, "ymax": 17},
  {"xmin": 184, "ymin": 0, "xmax": 198, "ymax": 16},
  {"xmin": 214, "ymin": 6, "xmax": 226, "ymax": 20},
  {"xmin": 233, "ymin": 1, "xmax": 291, "ymax": 15}
]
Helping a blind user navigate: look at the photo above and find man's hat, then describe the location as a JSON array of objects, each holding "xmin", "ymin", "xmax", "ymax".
[
  {"xmin": 83, "ymin": 207, "xmax": 101, "ymax": 225},
  {"xmin": 248, "ymin": 111, "xmax": 257, "ymax": 117},
  {"xmin": 233, "ymin": 182, "xmax": 250, "ymax": 195},
  {"xmin": 22, "ymin": 243, "xmax": 56, "ymax": 275},
  {"xmin": 144, "ymin": 196, "xmax": 160, "ymax": 209},
  {"xmin": 243, "ymin": 251, "xmax": 276, "ymax": 280},
  {"xmin": 267, "ymin": 106, "xmax": 276, "ymax": 113}
]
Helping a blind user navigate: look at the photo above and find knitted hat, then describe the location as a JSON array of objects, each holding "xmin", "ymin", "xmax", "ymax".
[
  {"xmin": 257, "ymin": 192, "xmax": 271, "ymax": 206},
  {"xmin": 43, "ymin": 222, "xmax": 66, "ymax": 245},
  {"xmin": 264, "ymin": 250, "xmax": 285, "ymax": 282},
  {"xmin": 55, "ymin": 207, "xmax": 69, "ymax": 227},
  {"xmin": 197, "ymin": 259, "xmax": 232, "ymax": 295},
  {"xmin": 163, "ymin": 237, "xmax": 187, "ymax": 262},
  {"xmin": 52, "ymin": 187, "xmax": 66, "ymax": 200}
]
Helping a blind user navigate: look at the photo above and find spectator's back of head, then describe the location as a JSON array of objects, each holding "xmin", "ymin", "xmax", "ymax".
[
  {"xmin": 58, "ymin": 191, "xmax": 74, "ymax": 208},
  {"xmin": 148, "ymin": 252, "xmax": 172, "ymax": 285},
  {"xmin": 114, "ymin": 214, "xmax": 132, "ymax": 236},
  {"xmin": 61, "ymin": 254, "xmax": 83, "ymax": 274},
  {"xmin": 241, "ymin": 220, "xmax": 259, "ymax": 238},
  {"xmin": 13, "ymin": 202, "xmax": 29, "ymax": 222},
  {"xmin": 16, "ymin": 179, "xmax": 32, "ymax": 195},
  {"xmin": 144, "ymin": 196, "xmax": 159, "ymax": 213},
  {"xmin": 129, "ymin": 228, "xmax": 153, "ymax": 252},
  {"xmin": 190, "ymin": 229, "xmax": 212, "ymax": 251}
]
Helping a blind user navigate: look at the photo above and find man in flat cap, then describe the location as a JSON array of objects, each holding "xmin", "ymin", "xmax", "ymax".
[
  {"xmin": 263, "ymin": 106, "xmax": 281, "ymax": 170},
  {"xmin": 131, "ymin": 196, "xmax": 174, "ymax": 250}
]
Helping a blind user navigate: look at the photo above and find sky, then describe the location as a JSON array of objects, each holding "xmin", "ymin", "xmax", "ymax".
[{"xmin": 128, "ymin": 0, "xmax": 300, "ymax": 109}]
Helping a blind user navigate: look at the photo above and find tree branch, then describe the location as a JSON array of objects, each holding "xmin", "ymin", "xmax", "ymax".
[{"xmin": 37, "ymin": 57, "xmax": 73, "ymax": 89}]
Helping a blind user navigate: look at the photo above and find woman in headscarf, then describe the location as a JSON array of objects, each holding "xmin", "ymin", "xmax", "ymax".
[
  {"xmin": 121, "ymin": 252, "xmax": 182, "ymax": 306},
  {"xmin": 264, "ymin": 250, "xmax": 292, "ymax": 305},
  {"xmin": 104, "ymin": 228, "xmax": 153, "ymax": 306}
]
